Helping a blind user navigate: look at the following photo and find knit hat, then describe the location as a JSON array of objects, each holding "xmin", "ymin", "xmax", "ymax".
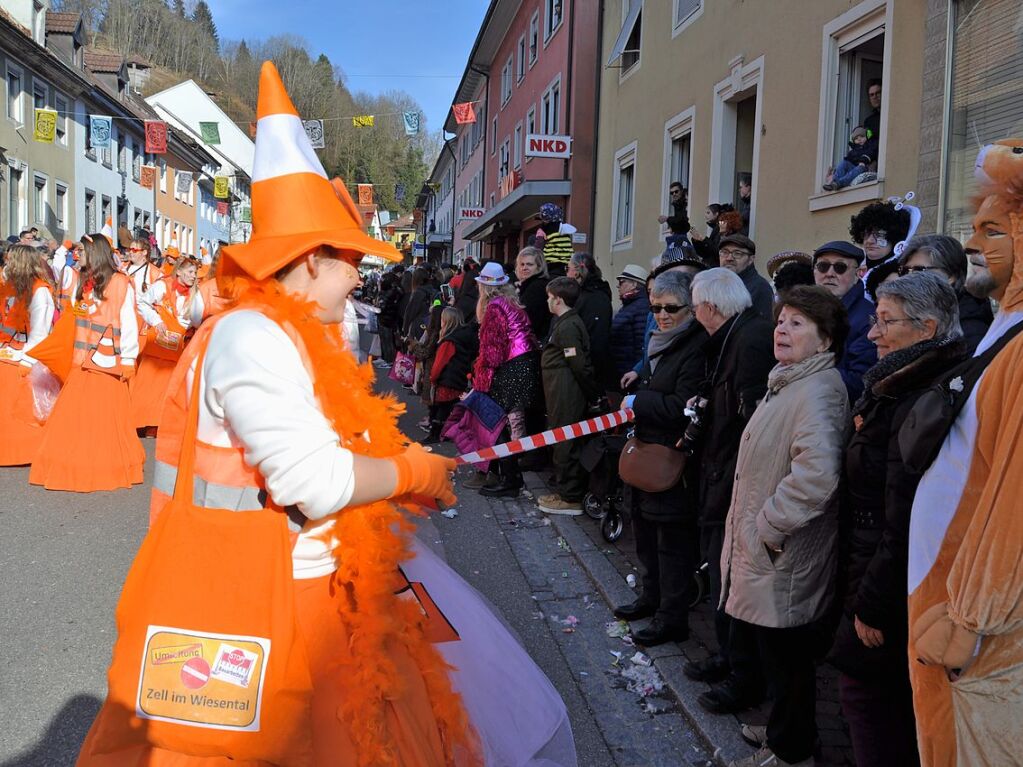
[
  {"xmin": 475, "ymin": 262, "xmax": 509, "ymax": 286},
  {"xmin": 220, "ymin": 61, "xmax": 401, "ymax": 280},
  {"xmin": 851, "ymin": 126, "xmax": 868, "ymax": 141}
]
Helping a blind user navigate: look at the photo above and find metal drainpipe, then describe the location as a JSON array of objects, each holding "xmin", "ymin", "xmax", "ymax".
[
  {"xmin": 563, "ymin": 0, "xmax": 576, "ymax": 231},
  {"xmin": 444, "ymin": 138, "xmax": 458, "ymax": 261},
  {"xmin": 470, "ymin": 64, "xmax": 489, "ymax": 261},
  {"xmin": 589, "ymin": 0, "xmax": 605, "ymax": 255}
]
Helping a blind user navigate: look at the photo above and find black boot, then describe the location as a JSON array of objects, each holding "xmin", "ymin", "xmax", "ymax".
[{"xmin": 479, "ymin": 457, "xmax": 523, "ymax": 498}]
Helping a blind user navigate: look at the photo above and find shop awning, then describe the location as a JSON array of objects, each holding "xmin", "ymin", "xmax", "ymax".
[
  {"xmin": 426, "ymin": 232, "xmax": 452, "ymax": 246},
  {"xmin": 463, "ymin": 180, "xmax": 572, "ymax": 242}
]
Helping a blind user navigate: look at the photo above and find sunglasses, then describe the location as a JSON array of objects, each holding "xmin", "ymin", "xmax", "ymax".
[
  {"xmin": 651, "ymin": 304, "xmax": 687, "ymax": 315},
  {"xmin": 128, "ymin": 247, "xmax": 147, "ymax": 253},
  {"xmin": 814, "ymin": 260, "xmax": 852, "ymax": 275},
  {"xmin": 898, "ymin": 265, "xmax": 941, "ymax": 277}
]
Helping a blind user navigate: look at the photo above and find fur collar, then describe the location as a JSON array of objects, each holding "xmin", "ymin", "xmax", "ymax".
[{"xmin": 861, "ymin": 336, "xmax": 969, "ymax": 405}]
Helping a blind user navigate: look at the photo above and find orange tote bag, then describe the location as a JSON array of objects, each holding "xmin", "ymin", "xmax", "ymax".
[{"xmin": 83, "ymin": 344, "xmax": 314, "ymax": 765}]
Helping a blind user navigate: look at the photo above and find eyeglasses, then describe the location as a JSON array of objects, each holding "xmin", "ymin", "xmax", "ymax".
[
  {"xmin": 719, "ymin": 249, "xmax": 751, "ymax": 259},
  {"xmin": 814, "ymin": 260, "xmax": 852, "ymax": 275},
  {"xmin": 650, "ymin": 304, "xmax": 687, "ymax": 315},
  {"xmin": 867, "ymin": 314, "xmax": 919, "ymax": 334},
  {"xmin": 898, "ymin": 265, "xmax": 942, "ymax": 277},
  {"xmin": 863, "ymin": 229, "xmax": 887, "ymax": 242}
]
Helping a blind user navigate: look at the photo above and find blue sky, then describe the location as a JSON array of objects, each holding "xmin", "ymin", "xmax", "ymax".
[{"xmin": 208, "ymin": 0, "xmax": 488, "ymax": 134}]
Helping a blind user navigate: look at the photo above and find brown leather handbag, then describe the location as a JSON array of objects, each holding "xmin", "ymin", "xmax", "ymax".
[{"xmin": 618, "ymin": 436, "xmax": 686, "ymax": 493}]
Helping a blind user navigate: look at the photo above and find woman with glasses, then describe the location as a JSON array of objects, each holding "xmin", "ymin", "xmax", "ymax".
[
  {"xmin": 829, "ymin": 272, "xmax": 967, "ymax": 767},
  {"xmin": 613, "ymin": 270, "xmax": 707, "ymax": 647},
  {"xmin": 121, "ymin": 237, "xmax": 161, "ymax": 299},
  {"xmin": 849, "ymin": 200, "xmax": 912, "ymax": 271},
  {"xmin": 898, "ymin": 234, "xmax": 992, "ymax": 353}
]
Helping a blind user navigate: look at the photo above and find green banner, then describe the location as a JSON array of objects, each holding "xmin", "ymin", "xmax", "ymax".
[{"xmin": 199, "ymin": 121, "xmax": 221, "ymax": 145}]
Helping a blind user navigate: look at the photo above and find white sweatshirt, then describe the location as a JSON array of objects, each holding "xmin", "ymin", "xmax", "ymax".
[
  {"xmin": 194, "ymin": 310, "xmax": 357, "ymax": 579},
  {"xmin": 138, "ymin": 280, "xmax": 204, "ymax": 331},
  {"xmin": 23, "ymin": 285, "xmax": 55, "ymax": 352}
]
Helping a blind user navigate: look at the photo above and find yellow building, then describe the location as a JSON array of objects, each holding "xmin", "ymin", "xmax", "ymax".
[{"xmin": 593, "ymin": 0, "xmax": 926, "ymax": 277}]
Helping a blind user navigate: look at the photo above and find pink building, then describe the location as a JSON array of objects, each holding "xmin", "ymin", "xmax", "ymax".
[
  {"xmin": 451, "ymin": 0, "xmax": 600, "ymax": 267},
  {"xmin": 446, "ymin": 78, "xmax": 486, "ymax": 264}
]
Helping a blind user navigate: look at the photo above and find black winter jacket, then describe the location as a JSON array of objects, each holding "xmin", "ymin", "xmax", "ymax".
[
  {"xmin": 402, "ymin": 285, "xmax": 437, "ymax": 340},
  {"xmin": 692, "ymin": 228, "xmax": 721, "ymax": 268},
  {"xmin": 435, "ymin": 323, "xmax": 479, "ymax": 392},
  {"xmin": 630, "ymin": 321, "xmax": 708, "ymax": 521},
  {"xmin": 957, "ymin": 290, "xmax": 993, "ymax": 354},
  {"xmin": 517, "ymin": 273, "xmax": 552, "ymax": 341},
  {"xmin": 610, "ymin": 291, "xmax": 650, "ymax": 378},
  {"xmin": 377, "ymin": 285, "xmax": 403, "ymax": 330},
  {"xmin": 696, "ymin": 309, "xmax": 775, "ymax": 527},
  {"xmin": 829, "ymin": 339, "xmax": 968, "ymax": 679},
  {"xmin": 574, "ymin": 274, "xmax": 615, "ymax": 390}
]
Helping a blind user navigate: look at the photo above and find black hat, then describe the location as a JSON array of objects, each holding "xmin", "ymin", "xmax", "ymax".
[
  {"xmin": 813, "ymin": 240, "xmax": 865, "ymax": 264},
  {"xmin": 719, "ymin": 234, "xmax": 756, "ymax": 256}
]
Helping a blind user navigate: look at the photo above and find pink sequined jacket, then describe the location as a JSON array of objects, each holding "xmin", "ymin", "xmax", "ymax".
[{"xmin": 473, "ymin": 296, "xmax": 538, "ymax": 393}]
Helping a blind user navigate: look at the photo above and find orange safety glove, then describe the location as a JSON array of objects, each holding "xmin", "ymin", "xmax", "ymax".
[
  {"xmin": 389, "ymin": 443, "xmax": 457, "ymax": 507},
  {"xmin": 912, "ymin": 601, "xmax": 980, "ymax": 674}
]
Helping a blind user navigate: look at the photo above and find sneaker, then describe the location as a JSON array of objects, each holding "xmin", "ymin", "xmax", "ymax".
[
  {"xmin": 537, "ymin": 494, "xmax": 583, "ymax": 516},
  {"xmin": 821, "ymin": 182, "xmax": 837, "ymax": 192},
  {"xmin": 740, "ymin": 724, "xmax": 768, "ymax": 749},
  {"xmin": 728, "ymin": 746, "xmax": 813, "ymax": 767}
]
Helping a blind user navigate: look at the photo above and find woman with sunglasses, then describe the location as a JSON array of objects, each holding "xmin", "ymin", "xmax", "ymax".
[
  {"xmin": 614, "ymin": 270, "xmax": 707, "ymax": 647},
  {"xmin": 121, "ymin": 237, "xmax": 161, "ymax": 298},
  {"xmin": 898, "ymin": 234, "xmax": 993, "ymax": 353}
]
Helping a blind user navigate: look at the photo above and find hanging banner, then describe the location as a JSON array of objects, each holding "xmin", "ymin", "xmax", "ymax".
[
  {"xmin": 199, "ymin": 121, "xmax": 221, "ymax": 145},
  {"xmin": 452, "ymin": 102, "xmax": 476, "ymax": 125},
  {"xmin": 140, "ymin": 165, "xmax": 156, "ymax": 190},
  {"xmin": 89, "ymin": 115, "xmax": 112, "ymax": 149},
  {"xmin": 214, "ymin": 177, "xmax": 230, "ymax": 199},
  {"xmin": 145, "ymin": 120, "xmax": 168, "ymax": 154},
  {"xmin": 239, "ymin": 206, "xmax": 252, "ymax": 223},
  {"xmin": 302, "ymin": 120, "xmax": 325, "ymax": 149},
  {"xmin": 357, "ymin": 184, "xmax": 373, "ymax": 205},
  {"xmin": 402, "ymin": 111, "xmax": 420, "ymax": 136},
  {"xmin": 33, "ymin": 108, "xmax": 57, "ymax": 144},
  {"xmin": 216, "ymin": 201, "xmax": 229, "ymax": 216},
  {"xmin": 395, "ymin": 183, "xmax": 406, "ymax": 202},
  {"xmin": 352, "ymin": 115, "xmax": 375, "ymax": 128},
  {"xmin": 175, "ymin": 171, "xmax": 192, "ymax": 194}
]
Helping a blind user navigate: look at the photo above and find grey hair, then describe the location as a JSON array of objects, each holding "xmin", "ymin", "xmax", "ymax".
[
  {"xmin": 900, "ymin": 234, "xmax": 968, "ymax": 291},
  {"xmin": 875, "ymin": 271, "xmax": 962, "ymax": 340},
  {"xmin": 691, "ymin": 267, "xmax": 752, "ymax": 319},
  {"xmin": 651, "ymin": 270, "xmax": 693, "ymax": 307}
]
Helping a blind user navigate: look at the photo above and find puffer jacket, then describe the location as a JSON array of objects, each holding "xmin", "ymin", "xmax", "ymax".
[
  {"xmin": 721, "ymin": 352, "xmax": 849, "ymax": 628},
  {"xmin": 610, "ymin": 290, "xmax": 650, "ymax": 378}
]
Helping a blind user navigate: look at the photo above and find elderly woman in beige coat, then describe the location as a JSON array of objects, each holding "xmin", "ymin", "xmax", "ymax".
[{"xmin": 721, "ymin": 285, "xmax": 850, "ymax": 767}]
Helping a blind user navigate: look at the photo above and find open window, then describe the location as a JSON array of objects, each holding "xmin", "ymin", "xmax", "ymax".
[
  {"xmin": 673, "ymin": 0, "xmax": 702, "ymax": 33},
  {"xmin": 544, "ymin": 0, "xmax": 563, "ymax": 42},
  {"xmin": 541, "ymin": 77, "xmax": 561, "ymax": 134},
  {"xmin": 663, "ymin": 107, "xmax": 694, "ymax": 233},
  {"xmin": 607, "ymin": 0, "xmax": 642, "ymax": 76}
]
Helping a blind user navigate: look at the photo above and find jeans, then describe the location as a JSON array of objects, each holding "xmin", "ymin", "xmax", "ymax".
[
  {"xmin": 833, "ymin": 159, "xmax": 867, "ymax": 188},
  {"xmin": 631, "ymin": 511, "xmax": 697, "ymax": 628}
]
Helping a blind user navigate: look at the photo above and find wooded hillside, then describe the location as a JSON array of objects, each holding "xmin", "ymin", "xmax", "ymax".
[{"xmin": 55, "ymin": 0, "xmax": 437, "ymax": 213}]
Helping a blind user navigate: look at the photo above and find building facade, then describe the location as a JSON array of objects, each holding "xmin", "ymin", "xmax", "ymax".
[
  {"xmin": 456, "ymin": 0, "xmax": 600, "ymax": 265},
  {"xmin": 420, "ymin": 140, "xmax": 456, "ymax": 263},
  {"xmin": 447, "ymin": 77, "xmax": 486, "ymax": 264},
  {"xmin": 593, "ymin": 0, "xmax": 927, "ymax": 277}
]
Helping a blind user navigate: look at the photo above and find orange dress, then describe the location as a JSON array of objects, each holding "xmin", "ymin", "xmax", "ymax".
[
  {"xmin": 28, "ymin": 273, "xmax": 145, "ymax": 491},
  {"xmin": 0, "ymin": 279, "xmax": 56, "ymax": 465}
]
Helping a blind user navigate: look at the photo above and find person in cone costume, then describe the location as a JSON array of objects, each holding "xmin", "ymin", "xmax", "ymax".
[
  {"xmin": 28, "ymin": 234, "xmax": 145, "ymax": 491},
  {"xmin": 130, "ymin": 256, "xmax": 204, "ymax": 431},
  {"xmin": 77, "ymin": 62, "xmax": 576, "ymax": 767},
  {"xmin": 0, "ymin": 244, "xmax": 58, "ymax": 465},
  {"xmin": 907, "ymin": 139, "xmax": 1023, "ymax": 766}
]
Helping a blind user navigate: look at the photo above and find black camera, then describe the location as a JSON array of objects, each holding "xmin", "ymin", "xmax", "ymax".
[{"xmin": 680, "ymin": 397, "xmax": 708, "ymax": 455}]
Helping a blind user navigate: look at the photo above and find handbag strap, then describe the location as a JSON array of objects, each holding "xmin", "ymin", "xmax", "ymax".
[{"xmin": 172, "ymin": 337, "xmax": 210, "ymax": 504}]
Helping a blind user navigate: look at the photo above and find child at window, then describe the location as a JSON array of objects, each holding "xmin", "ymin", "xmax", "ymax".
[{"xmin": 824, "ymin": 126, "xmax": 877, "ymax": 191}]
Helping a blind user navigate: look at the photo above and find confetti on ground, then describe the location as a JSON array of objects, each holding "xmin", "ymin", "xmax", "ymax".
[
  {"xmin": 630, "ymin": 651, "xmax": 651, "ymax": 667},
  {"xmin": 557, "ymin": 537, "xmax": 570, "ymax": 551},
  {"xmin": 440, "ymin": 509, "xmax": 458, "ymax": 519},
  {"xmin": 626, "ymin": 573, "xmax": 637, "ymax": 587},
  {"xmin": 605, "ymin": 620, "xmax": 630, "ymax": 638},
  {"xmin": 620, "ymin": 663, "xmax": 665, "ymax": 697}
]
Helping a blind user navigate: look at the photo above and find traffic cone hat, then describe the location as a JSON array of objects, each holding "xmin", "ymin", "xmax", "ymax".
[
  {"xmin": 221, "ymin": 62, "xmax": 401, "ymax": 280},
  {"xmin": 100, "ymin": 218, "xmax": 114, "ymax": 246}
]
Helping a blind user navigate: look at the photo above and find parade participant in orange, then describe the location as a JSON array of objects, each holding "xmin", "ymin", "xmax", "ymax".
[
  {"xmin": 28, "ymin": 234, "xmax": 144, "ymax": 492},
  {"xmin": 53, "ymin": 241, "xmax": 82, "ymax": 311},
  {"xmin": 130, "ymin": 257, "xmax": 203, "ymax": 432},
  {"xmin": 0, "ymin": 244, "xmax": 58, "ymax": 465},
  {"xmin": 121, "ymin": 237, "xmax": 162, "ymax": 299},
  {"xmin": 77, "ymin": 61, "xmax": 575, "ymax": 767},
  {"xmin": 161, "ymin": 240, "xmax": 180, "ymax": 275}
]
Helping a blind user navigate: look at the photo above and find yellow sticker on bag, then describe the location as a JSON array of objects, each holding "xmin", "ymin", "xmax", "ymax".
[{"xmin": 136, "ymin": 625, "xmax": 270, "ymax": 731}]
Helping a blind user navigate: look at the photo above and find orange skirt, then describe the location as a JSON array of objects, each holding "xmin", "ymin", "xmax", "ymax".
[
  {"xmin": 28, "ymin": 367, "xmax": 144, "ymax": 492},
  {"xmin": 76, "ymin": 573, "xmax": 449, "ymax": 767},
  {"xmin": 0, "ymin": 361, "xmax": 45, "ymax": 465},
  {"xmin": 130, "ymin": 354, "xmax": 177, "ymax": 429}
]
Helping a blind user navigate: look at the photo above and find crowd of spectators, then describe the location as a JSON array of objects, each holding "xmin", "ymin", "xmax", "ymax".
[{"xmin": 361, "ymin": 186, "xmax": 998, "ymax": 767}]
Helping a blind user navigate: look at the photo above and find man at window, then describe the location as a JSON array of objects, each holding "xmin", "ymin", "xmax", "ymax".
[
  {"xmin": 736, "ymin": 173, "xmax": 752, "ymax": 235},
  {"xmin": 657, "ymin": 183, "xmax": 690, "ymax": 248},
  {"xmin": 862, "ymin": 79, "xmax": 882, "ymax": 161}
]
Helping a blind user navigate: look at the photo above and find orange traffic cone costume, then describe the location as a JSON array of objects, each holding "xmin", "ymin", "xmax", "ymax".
[
  {"xmin": 29, "ymin": 238, "xmax": 144, "ymax": 492},
  {"xmin": 0, "ymin": 249, "xmax": 58, "ymax": 465}
]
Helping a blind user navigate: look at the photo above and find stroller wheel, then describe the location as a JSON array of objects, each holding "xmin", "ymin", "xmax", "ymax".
[
  {"xmin": 602, "ymin": 510, "xmax": 625, "ymax": 542},
  {"xmin": 583, "ymin": 492, "xmax": 606, "ymax": 520},
  {"xmin": 688, "ymin": 561, "xmax": 710, "ymax": 609}
]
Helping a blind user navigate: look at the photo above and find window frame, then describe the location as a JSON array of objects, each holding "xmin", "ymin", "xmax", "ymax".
[
  {"xmin": 6, "ymin": 63, "xmax": 23, "ymax": 125},
  {"xmin": 32, "ymin": 172, "xmax": 48, "ymax": 225},
  {"xmin": 32, "ymin": 78, "xmax": 48, "ymax": 113},
  {"xmin": 501, "ymin": 55, "xmax": 513, "ymax": 106},
  {"xmin": 54, "ymin": 93, "xmax": 68, "ymax": 148},
  {"xmin": 498, "ymin": 138, "xmax": 511, "ymax": 182},
  {"xmin": 54, "ymin": 181, "xmax": 68, "ymax": 230},
  {"xmin": 811, "ymin": 0, "xmax": 892, "ymax": 212},
  {"xmin": 662, "ymin": 106, "xmax": 696, "ymax": 239},
  {"xmin": 541, "ymin": 75, "xmax": 562, "ymax": 135},
  {"xmin": 544, "ymin": 0, "xmax": 564, "ymax": 44},
  {"xmin": 84, "ymin": 188, "xmax": 96, "ymax": 233},
  {"xmin": 491, "ymin": 116, "xmax": 498, "ymax": 155},
  {"xmin": 672, "ymin": 0, "xmax": 704, "ymax": 39},
  {"xmin": 516, "ymin": 36, "xmax": 526, "ymax": 82},
  {"xmin": 612, "ymin": 141, "xmax": 638, "ymax": 249},
  {"xmin": 529, "ymin": 11, "xmax": 540, "ymax": 66},
  {"xmin": 513, "ymin": 120, "xmax": 523, "ymax": 169},
  {"xmin": 620, "ymin": 2, "xmax": 642, "ymax": 80}
]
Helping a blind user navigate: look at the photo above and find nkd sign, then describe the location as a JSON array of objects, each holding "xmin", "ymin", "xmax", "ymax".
[
  {"xmin": 525, "ymin": 134, "xmax": 572, "ymax": 159},
  {"xmin": 459, "ymin": 207, "xmax": 485, "ymax": 222}
]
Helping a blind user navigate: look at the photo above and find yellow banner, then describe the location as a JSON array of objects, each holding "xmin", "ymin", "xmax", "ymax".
[
  {"xmin": 34, "ymin": 108, "xmax": 57, "ymax": 144},
  {"xmin": 214, "ymin": 177, "xmax": 230, "ymax": 199},
  {"xmin": 136, "ymin": 626, "xmax": 269, "ymax": 730},
  {"xmin": 352, "ymin": 115, "xmax": 375, "ymax": 128}
]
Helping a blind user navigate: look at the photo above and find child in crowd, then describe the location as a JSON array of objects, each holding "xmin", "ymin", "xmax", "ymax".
[
  {"xmin": 824, "ymin": 126, "xmax": 876, "ymax": 191},
  {"xmin": 425, "ymin": 307, "xmax": 479, "ymax": 443},
  {"xmin": 536, "ymin": 276, "xmax": 603, "ymax": 516}
]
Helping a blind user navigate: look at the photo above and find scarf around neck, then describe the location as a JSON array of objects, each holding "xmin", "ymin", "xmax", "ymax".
[
  {"xmin": 853, "ymin": 336, "xmax": 956, "ymax": 414},
  {"xmin": 647, "ymin": 319, "xmax": 691, "ymax": 372},
  {"xmin": 767, "ymin": 351, "xmax": 835, "ymax": 395}
]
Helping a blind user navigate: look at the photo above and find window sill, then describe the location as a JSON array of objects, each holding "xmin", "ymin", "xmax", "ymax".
[
  {"xmin": 808, "ymin": 179, "xmax": 884, "ymax": 212},
  {"xmin": 543, "ymin": 21, "xmax": 563, "ymax": 49},
  {"xmin": 619, "ymin": 61, "xmax": 641, "ymax": 84},
  {"xmin": 611, "ymin": 237, "xmax": 633, "ymax": 253},
  {"xmin": 672, "ymin": 5, "xmax": 704, "ymax": 39}
]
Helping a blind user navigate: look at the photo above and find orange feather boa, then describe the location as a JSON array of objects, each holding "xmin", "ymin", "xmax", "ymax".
[{"xmin": 227, "ymin": 276, "xmax": 481, "ymax": 767}]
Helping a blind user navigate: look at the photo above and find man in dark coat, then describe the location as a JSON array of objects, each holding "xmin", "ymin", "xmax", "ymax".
[
  {"xmin": 658, "ymin": 182, "xmax": 690, "ymax": 247},
  {"xmin": 516, "ymin": 248, "xmax": 552, "ymax": 341},
  {"xmin": 812, "ymin": 240, "xmax": 877, "ymax": 402},
  {"xmin": 537, "ymin": 277, "xmax": 604, "ymax": 516},
  {"xmin": 610, "ymin": 263, "xmax": 651, "ymax": 379},
  {"xmin": 718, "ymin": 234, "xmax": 774, "ymax": 321},
  {"xmin": 684, "ymin": 268, "xmax": 776, "ymax": 713},
  {"xmin": 568, "ymin": 252, "xmax": 615, "ymax": 393}
]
